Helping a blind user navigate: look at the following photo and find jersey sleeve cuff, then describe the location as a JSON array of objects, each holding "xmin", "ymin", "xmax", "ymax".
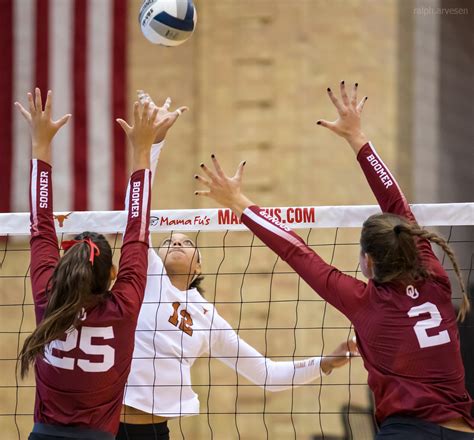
[
  {"xmin": 241, "ymin": 205, "xmax": 260, "ymax": 220},
  {"xmin": 356, "ymin": 141, "xmax": 372, "ymax": 162},
  {"xmin": 32, "ymin": 158, "xmax": 52, "ymax": 170}
]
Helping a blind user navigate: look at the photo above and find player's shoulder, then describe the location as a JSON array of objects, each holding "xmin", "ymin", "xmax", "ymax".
[
  {"xmin": 187, "ymin": 289, "xmax": 219, "ymax": 315},
  {"xmin": 148, "ymin": 247, "xmax": 165, "ymax": 271},
  {"xmin": 188, "ymin": 289, "xmax": 213, "ymax": 307},
  {"xmin": 81, "ymin": 295, "xmax": 131, "ymax": 323}
]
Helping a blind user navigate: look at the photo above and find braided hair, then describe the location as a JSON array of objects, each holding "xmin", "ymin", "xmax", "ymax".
[{"xmin": 361, "ymin": 213, "xmax": 469, "ymax": 321}]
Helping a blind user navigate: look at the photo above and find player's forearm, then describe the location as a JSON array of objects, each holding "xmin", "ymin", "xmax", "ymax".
[
  {"xmin": 357, "ymin": 142, "xmax": 413, "ymax": 220},
  {"xmin": 30, "ymin": 159, "xmax": 55, "ymax": 234},
  {"xmin": 264, "ymin": 357, "xmax": 324, "ymax": 391},
  {"xmin": 346, "ymin": 131, "xmax": 369, "ymax": 156},
  {"xmin": 230, "ymin": 193, "xmax": 254, "ymax": 217},
  {"xmin": 131, "ymin": 150, "xmax": 151, "ymax": 172},
  {"xmin": 123, "ymin": 169, "xmax": 152, "ymax": 244},
  {"xmin": 32, "ymin": 142, "xmax": 52, "ymax": 165}
]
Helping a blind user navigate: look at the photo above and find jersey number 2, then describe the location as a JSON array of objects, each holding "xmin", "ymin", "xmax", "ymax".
[
  {"xmin": 408, "ymin": 302, "xmax": 450, "ymax": 349},
  {"xmin": 44, "ymin": 326, "xmax": 115, "ymax": 372}
]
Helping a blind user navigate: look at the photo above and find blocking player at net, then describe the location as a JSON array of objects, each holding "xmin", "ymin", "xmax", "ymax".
[
  {"xmin": 118, "ymin": 91, "xmax": 358, "ymax": 440},
  {"xmin": 14, "ymin": 88, "xmax": 165, "ymax": 440},
  {"xmin": 195, "ymin": 82, "xmax": 474, "ymax": 439}
]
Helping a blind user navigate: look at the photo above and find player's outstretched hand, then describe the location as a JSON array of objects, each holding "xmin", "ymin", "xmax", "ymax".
[
  {"xmin": 117, "ymin": 101, "xmax": 170, "ymax": 171},
  {"xmin": 15, "ymin": 88, "xmax": 71, "ymax": 163},
  {"xmin": 320, "ymin": 337, "xmax": 359, "ymax": 375},
  {"xmin": 194, "ymin": 155, "xmax": 254, "ymax": 215},
  {"xmin": 137, "ymin": 90, "xmax": 188, "ymax": 144},
  {"xmin": 316, "ymin": 81, "xmax": 369, "ymax": 155}
]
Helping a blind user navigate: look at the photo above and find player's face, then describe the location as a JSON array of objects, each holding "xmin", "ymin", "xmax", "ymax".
[{"xmin": 158, "ymin": 233, "xmax": 201, "ymax": 276}]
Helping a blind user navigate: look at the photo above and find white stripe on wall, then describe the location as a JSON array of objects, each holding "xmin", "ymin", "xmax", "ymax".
[
  {"xmin": 87, "ymin": 0, "xmax": 112, "ymax": 211},
  {"xmin": 50, "ymin": 0, "xmax": 73, "ymax": 211},
  {"xmin": 413, "ymin": 0, "xmax": 440, "ymax": 203},
  {"xmin": 12, "ymin": 0, "xmax": 35, "ymax": 211}
]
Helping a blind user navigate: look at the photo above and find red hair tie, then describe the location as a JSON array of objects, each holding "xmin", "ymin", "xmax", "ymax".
[{"xmin": 62, "ymin": 238, "xmax": 101, "ymax": 265}]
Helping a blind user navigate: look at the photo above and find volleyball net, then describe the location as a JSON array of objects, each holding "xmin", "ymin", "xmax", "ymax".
[{"xmin": 0, "ymin": 203, "xmax": 472, "ymax": 440}]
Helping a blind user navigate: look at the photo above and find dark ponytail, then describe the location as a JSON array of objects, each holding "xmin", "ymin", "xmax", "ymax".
[
  {"xmin": 19, "ymin": 232, "xmax": 112, "ymax": 378},
  {"xmin": 361, "ymin": 214, "xmax": 469, "ymax": 321},
  {"xmin": 189, "ymin": 274, "xmax": 205, "ymax": 296}
]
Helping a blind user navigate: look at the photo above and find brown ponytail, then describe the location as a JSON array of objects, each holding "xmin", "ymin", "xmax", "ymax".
[
  {"xmin": 399, "ymin": 224, "xmax": 470, "ymax": 321},
  {"xmin": 361, "ymin": 214, "xmax": 469, "ymax": 321},
  {"xmin": 19, "ymin": 232, "xmax": 112, "ymax": 378}
]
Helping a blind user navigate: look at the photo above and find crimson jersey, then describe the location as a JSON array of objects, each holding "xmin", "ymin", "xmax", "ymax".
[
  {"xmin": 240, "ymin": 142, "xmax": 473, "ymax": 427},
  {"xmin": 29, "ymin": 159, "xmax": 151, "ymax": 436}
]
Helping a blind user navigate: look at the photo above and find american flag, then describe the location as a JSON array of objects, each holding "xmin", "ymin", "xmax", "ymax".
[{"xmin": 0, "ymin": 0, "xmax": 128, "ymax": 213}]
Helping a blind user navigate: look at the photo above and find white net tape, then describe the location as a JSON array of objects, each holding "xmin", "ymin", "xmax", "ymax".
[{"xmin": 0, "ymin": 203, "xmax": 472, "ymax": 235}]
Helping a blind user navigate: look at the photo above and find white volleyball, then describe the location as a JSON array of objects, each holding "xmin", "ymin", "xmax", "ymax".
[{"xmin": 139, "ymin": 0, "xmax": 197, "ymax": 46}]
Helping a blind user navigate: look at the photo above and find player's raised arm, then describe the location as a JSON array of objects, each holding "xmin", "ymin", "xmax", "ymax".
[
  {"xmin": 317, "ymin": 82, "xmax": 469, "ymax": 320},
  {"xmin": 15, "ymin": 89, "xmax": 71, "ymax": 309},
  {"xmin": 317, "ymin": 81, "xmax": 414, "ymax": 221},
  {"xmin": 194, "ymin": 156, "xmax": 366, "ymax": 318},
  {"xmin": 113, "ymin": 101, "xmax": 169, "ymax": 313},
  {"xmin": 136, "ymin": 90, "xmax": 188, "ymax": 183}
]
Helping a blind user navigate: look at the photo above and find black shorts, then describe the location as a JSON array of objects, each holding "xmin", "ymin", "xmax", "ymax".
[
  {"xmin": 29, "ymin": 423, "xmax": 114, "ymax": 440},
  {"xmin": 377, "ymin": 416, "xmax": 474, "ymax": 440},
  {"xmin": 116, "ymin": 422, "xmax": 169, "ymax": 440},
  {"xmin": 29, "ymin": 435, "xmax": 70, "ymax": 440}
]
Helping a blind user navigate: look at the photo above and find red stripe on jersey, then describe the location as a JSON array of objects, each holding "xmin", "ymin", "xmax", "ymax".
[
  {"xmin": 111, "ymin": 0, "xmax": 127, "ymax": 210},
  {"xmin": 35, "ymin": 0, "xmax": 49, "ymax": 95},
  {"xmin": 73, "ymin": 0, "xmax": 88, "ymax": 210},
  {"xmin": 0, "ymin": 0, "xmax": 13, "ymax": 212}
]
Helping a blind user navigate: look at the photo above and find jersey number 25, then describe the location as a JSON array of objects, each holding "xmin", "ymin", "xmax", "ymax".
[
  {"xmin": 44, "ymin": 326, "xmax": 115, "ymax": 372},
  {"xmin": 408, "ymin": 302, "xmax": 451, "ymax": 349}
]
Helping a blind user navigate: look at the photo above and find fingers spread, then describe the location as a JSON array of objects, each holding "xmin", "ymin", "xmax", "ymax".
[
  {"xmin": 211, "ymin": 154, "xmax": 227, "ymax": 179},
  {"xmin": 44, "ymin": 90, "xmax": 52, "ymax": 116},
  {"xmin": 133, "ymin": 101, "xmax": 140, "ymax": 124},
  {"xmin": 141, "ymin": 100, "xmax": 150, "ymax": 120},
  {"xmin": 116, "ymin": 118, "xmax": 132, "ymax": 134},
  {"xmin": 194, "ymin": 174, "xmax": 210, "ymax": 187},
  {"xmin": 155, "ymin": 116, "xmax": 170, "ymax": 129},
  {"xmin": 35, "ymin": 87, "xmax": 43, "ymax": 112},
  {"xmin": 234, "ymin": 160, "xmax": 246, "ymax": 182},
  {"xmin": 340, "ymin": 80, "xmax": 350, "ymax": 106},
  {"xmin": 14, "ymin": 102, "xmax": 31, "ymax": 121},
  {"xmin": 54, "ymin": 114, "xmax": 72, "ymax": 129},
  {"xmin": 326, "ymin": 87, "xmax": 344, "ymax": 114},
  {"xmin": 163, "ymin": 97, "xmax": 172, "ymax": 110},
  {"xmin": 316, "ymin": 119, "xmax": 337, "ymax": 131},
  {"xmin": 350, "ymin": 83, "xmax": 358, "ymax": 107},
  {"xmin": 356, "ymin": 96, "xmax": 368, "ymax": 113},
  {"xmin": 149, "ymin": 106, "xmax": 159, "ymax": 124},
  {"xmin": 200, "ymin": 162, "xmax": 217, "ymax": 181},
  {"xmin": 27, "ymin": 92, "xmax": 35, "ymax": 114},
  {"xmin": 194, "ymin": 190, "xmax": 210, "ymax": 197},
  {"xmin": 175, "ymin": 106, "xmax": 188, "ymax": 116}
]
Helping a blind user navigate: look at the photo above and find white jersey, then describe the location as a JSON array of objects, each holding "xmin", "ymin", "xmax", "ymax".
[
  {"xmin": 124, "ymin": 249, "xmax": 324, "ymax": 417},
  {"xmin": 123, "ymin": 142, "xmax": 325, "ymax": 417}
]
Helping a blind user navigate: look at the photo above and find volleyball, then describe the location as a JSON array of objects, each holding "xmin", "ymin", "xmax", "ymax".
[{"xmin": 139, "ymin": 0, "xmax": 197, "ymax": 46}]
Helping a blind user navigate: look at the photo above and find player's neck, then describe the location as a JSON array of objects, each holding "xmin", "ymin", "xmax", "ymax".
[{"xmin": 168, "ymin": 273, "xmax": 193, "ymax": 292}]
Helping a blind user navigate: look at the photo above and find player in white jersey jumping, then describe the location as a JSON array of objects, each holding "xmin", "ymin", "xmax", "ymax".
[{"xmin": 117, "ymin": 92, "xmax": 358, "ymax": 440}]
